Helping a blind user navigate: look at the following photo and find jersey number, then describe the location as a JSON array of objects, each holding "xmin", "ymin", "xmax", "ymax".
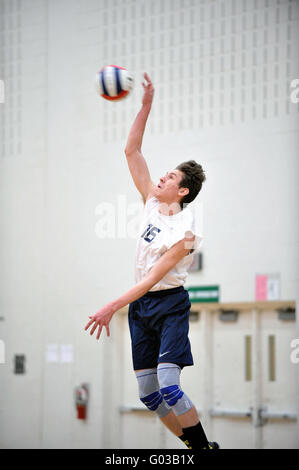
[{"xmin": 141, "ymin": 224, "xmax": 161, "ymax": 243}]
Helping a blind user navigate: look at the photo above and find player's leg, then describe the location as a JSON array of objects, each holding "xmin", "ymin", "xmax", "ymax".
[
  {"xmin": 129, "ymin": 292, "xmax": 218, "ymax": 449},
  {"xmin": 135, "ymin": 367, "xmax": 191, "ymax": 447},
  {"xmin": 174, "ymin": 404, "xmax": 199, "ymax": 428},
  {"xmin": 156, "ymin": 295, "xmax": 219, "ymax": 450},
  {"xmin": 159, "ymin": 409, "xmax": 183, "ymax": 437},
  {"xmin": 157, "ymin": 362, "xmax": 212, "ymax": 449},
  {"xmin": 129, "ymin": 300, "xmax": 175, "ymax": 425}
]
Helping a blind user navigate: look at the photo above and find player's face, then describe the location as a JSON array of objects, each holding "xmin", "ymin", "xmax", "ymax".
[{"xmin": 154, "ymin": 169, "xmax": 188, "ymax": 205}]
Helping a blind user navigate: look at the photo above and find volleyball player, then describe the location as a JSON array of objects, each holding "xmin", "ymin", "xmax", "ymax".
[{"xmin": 85, "ymin": 73, "xmax": 219, "ymax": 450}]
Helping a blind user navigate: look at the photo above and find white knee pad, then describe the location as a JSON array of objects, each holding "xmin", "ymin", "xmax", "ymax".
[
  {"xmin": 157, "ymin": 363, "xmax": 194, "ymax": 416},
  {"xmin": 135, "ymin": 368, "xmax": 171, "ymax": 418}
]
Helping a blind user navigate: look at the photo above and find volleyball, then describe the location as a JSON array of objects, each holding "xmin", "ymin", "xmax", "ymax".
[{"xmin": 96, "ymin": 65, "xmax": 134, "ymax": 101}]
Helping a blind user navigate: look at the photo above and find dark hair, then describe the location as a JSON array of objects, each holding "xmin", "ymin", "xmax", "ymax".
[{"xmin": 176, "ymin": 160, "xmax": 206, "ymax": 208}]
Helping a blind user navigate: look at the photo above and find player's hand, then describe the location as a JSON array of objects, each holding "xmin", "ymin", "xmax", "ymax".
[
  {"xmin": 84, "ymin": 302, "xmax": 116, "ymax": 340},
  {"xmin": 142, "ymin": 72, "xmax": 154, "ymax": 107}
]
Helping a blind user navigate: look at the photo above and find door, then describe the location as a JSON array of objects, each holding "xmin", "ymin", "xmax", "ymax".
[{"xmin": 117, "ymin": 302, "xmax": 298, "ymax": 449}]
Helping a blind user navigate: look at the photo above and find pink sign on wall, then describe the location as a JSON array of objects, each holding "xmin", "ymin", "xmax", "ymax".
[
  {"xmin": 255, "ymin": 274, "xmax": 280, "ymax": 301},
  {"xmin": 255, "ymin": 274, "xmax": 268, "ymax": 301}
]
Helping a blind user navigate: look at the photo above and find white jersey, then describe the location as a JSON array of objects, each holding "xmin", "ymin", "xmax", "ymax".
[{"xmin": 135, "ymin": 196, "xmax": 203, "ymax": 291}]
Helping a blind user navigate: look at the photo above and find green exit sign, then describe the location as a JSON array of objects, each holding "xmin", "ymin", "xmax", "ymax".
[{"xmin": 187, "ymin": 285, "xmax": 220, "ymax": 303}]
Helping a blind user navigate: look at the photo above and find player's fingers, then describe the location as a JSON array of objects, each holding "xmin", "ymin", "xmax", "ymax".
[
  {"xmin": 84, "ymin": 318, "xmax": 94, "ymax": 331},
  {"xmin": 90, "ymin": 320, "xmax": 99, "ymax": 336},
  {"xmin": 96, "ymin": 324, "xmax": 103, "ymax": 340},
  {"xmin": 144, "ymin": 72, "xmax": 151, "ymax": 83},
  {"xmin": 105, "ymin": 324, "xmax": 110, "ymax": 337}
]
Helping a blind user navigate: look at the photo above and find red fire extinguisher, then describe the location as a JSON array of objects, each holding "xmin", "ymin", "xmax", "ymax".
[{"xmin": 75, "ymin": 384, "xmax": 89, "ymax": 420}]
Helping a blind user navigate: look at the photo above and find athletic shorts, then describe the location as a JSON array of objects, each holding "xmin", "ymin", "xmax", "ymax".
[{"xmin": 128, "ymin": 286, "xmax": 194, "ymax": 370}]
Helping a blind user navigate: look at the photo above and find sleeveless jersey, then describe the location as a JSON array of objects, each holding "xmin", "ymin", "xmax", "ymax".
[{"xmin": 134, "ymin": 196, "xmax": 202, "ymax": 291}]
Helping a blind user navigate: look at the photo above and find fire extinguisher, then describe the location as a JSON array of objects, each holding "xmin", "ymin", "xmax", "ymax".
[{"xmin": 75, "ymin": 383, "xmax": 89, "ymax": 420}]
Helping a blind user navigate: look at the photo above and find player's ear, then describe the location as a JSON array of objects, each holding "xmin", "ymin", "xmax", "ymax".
[{"xmin": 178, "ymin": 187, "xmax": 189, "ymax": 198}]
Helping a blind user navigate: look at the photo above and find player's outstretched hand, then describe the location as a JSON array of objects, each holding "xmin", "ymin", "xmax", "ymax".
[
  {"xmin": 142, "ymin": 72, "xmax": 154, "ymax": 107},
  {"xmin": 84, "ymin": 302, "xmax": 116, "ymax": 340}
]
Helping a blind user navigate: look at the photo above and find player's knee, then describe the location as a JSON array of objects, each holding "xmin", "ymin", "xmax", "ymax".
[
  {"xmin": 140, "ymin": 390, "xmax": 162, "ymax": 411},
  {"xmin": 160, "ymin": 384, "xmax": 184, "ymax": 406},
  {"xmin": 157, "ymin": 363, "xmax": 194, "ymax": 416},
  {"xmin": 135, "ymin": 368, "xmax": 171, "ymax": 418}
]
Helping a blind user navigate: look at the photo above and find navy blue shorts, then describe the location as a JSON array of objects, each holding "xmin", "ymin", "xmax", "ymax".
[{"xmin": 128, "ymin": 286, "xmax": 194, "ymax": 370}]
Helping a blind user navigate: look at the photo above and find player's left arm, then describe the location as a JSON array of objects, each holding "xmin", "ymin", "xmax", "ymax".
[{"xmin": 84, "ymin": 233, "xmax": 195, "ymax": 340}]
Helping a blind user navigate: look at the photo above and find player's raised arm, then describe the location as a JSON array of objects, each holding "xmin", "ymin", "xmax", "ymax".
[{"xmin": 124, "ymin": 73, "xmax": 155, "ymax": 203}]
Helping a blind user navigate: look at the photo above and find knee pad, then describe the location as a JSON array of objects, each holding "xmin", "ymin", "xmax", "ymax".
[
  {"xmin": 135, "ymin": 368, "xmax": 171, "ymax": 418},
  {"xmin": 157, "ymin": 363, "xmax": 194, "ymax": 416}
]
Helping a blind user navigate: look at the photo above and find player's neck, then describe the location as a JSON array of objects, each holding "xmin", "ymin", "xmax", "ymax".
[{"xmin": 158, "ymin": 200, "xmax": 182, "ymax": 216}]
